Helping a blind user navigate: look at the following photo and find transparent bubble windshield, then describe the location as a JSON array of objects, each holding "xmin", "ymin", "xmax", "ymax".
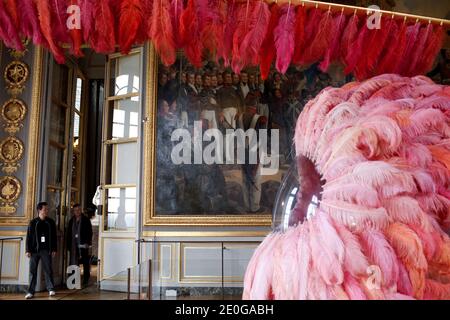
[{"xmin": 272, "ymin": 156, "xmax": 323, "ymax": 232}]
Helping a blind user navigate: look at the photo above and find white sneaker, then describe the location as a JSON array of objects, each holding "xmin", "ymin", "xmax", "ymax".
[
  {"xmin": 25, "ymin": 293, "xmax": 33, "ymax": 299},
  {"xmin": 49, "ymin": 290, "xmax": 56, "ymax": 296}
]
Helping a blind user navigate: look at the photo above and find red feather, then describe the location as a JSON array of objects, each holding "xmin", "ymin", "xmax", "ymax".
[
  {"xmin": 344, "ymin": 15, "xmax": 371, "ymax": 76},
  {"xmin": 180, "ymin": 0, "xmax": 203, "ymax": 67},
  {"xmin": 5, "ymin": 0, "xmax": 19, "ymax": 28},
  {"xmin": 49, "ymin": 0, "xmax": 72, "ymax": 45},
  {"xmin": 376, "ymin": 19, "xmax": 406, "ymax": 75},
  {"xmin": 298, "ymin": 7, "xmax": 322, "ymax": 65},
  {"xmin": 150, "ymin": 0, "xmax": 176, "ymax": 66},
  {"xmin": 292, "ymin": 4, "xmax": 306, "ymax": 65},
  {"xmin": 170, "ymin": 0, "xmax": 184, "ymax": 48},
  {"xmin": 319, "ymin": 12, "xmax": 347, "ymax": 72},
  {"xmin": 274, "ymin": 4, "xmax": 296, "ymax": 74},
  {"xmin": 406, "ymin": 24, "xmax": 432, "ymax": 77},
  {"xmin": 219, "ymin": 0, "xmax": 238, "ymax": 67},
  {"xmin": 414, "ymin": 24, "xmax": 445, "ymax": 76},
  {"xmin": 119, "ymin": 0, "xmax": 143, "ymax": 54},
  {"xmin": 136, "ymin": 0, "xmax": 153, "ymax": 44},
  {"xmin": 302, "ymin": 9, "xmax": 333, "ymax": 65},
  {"xmin": 339, "ymin": 13, "xmax": 360, "ymax": 67},
  {"xmin": 91, "ymin": 0, "xmax": 117, "ymax": 53},
  {"xmin": 363, "ymin": 17, "xmax": 394, "ymax": 78},
  {"xmin": 397, "ymin": 22, "xmax": 421, "ymax": 75},
  {"xmin": 0, "ymin": 0, "xmax": 23, "ymax": 51},
  {"xmin": 198, "ymin": 0, "xmax": 227, "ymax": 57},
  {"xmin": 231, "ymin": 0, "xmax": 270, "ymax": 74},
  {"xmin": 68, "ymin": 0, "xmax": 83, "ymax": 57},
  {"xmin": 259, "ymin": 3, "xmax": 280, "ymax": 80},
  {"xmin": 17, "ymin": 0, "xmax": 45, "ymax": 45},
  {"xmin": 34, "ymin": 0, "xmax": 65, "ymax": 63},
  {"xmin": 79, "ymin": 0, "xmax": 95, "ymax": 44}
]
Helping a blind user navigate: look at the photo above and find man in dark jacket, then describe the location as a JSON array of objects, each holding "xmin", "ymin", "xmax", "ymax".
[
  {"xmin": 66, "ymin": 204, "xmax": 93, "ymax": 286},
  {"xmin": 25, "ymin": 202, "xmax": 57, "ymax": 299}
]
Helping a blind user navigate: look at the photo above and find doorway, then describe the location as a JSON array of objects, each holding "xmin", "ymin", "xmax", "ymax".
[{"xmin": 42, "ymin": 51, "xmax": 106, "ymax": 287}]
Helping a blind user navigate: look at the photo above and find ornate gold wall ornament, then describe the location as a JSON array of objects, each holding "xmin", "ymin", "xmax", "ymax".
[
  {"xmin": 0, "ymin": 176, "xmax": 21, "ymax": 214},
  {"xmin": 1, "ymin": 98, "xmax": 27, "ymax": 134},
  {"xmin": 0, "ymin": 136, "xmax": 24, "ymax": 173},
  {"xmin": 4, "ymin": 61, "xmax": 29, "ymax": 97}
]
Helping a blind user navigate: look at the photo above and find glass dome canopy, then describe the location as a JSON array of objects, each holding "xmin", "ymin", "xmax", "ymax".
[{"xmin": 272, "ymin": 156, "xmax": 323, "ymax": 232}]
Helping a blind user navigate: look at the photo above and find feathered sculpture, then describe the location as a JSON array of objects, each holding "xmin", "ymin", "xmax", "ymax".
[
  {"xmin": 17, "ymin": 0, "xmax": 45, "ymax": 46},
  {"xmin": 259, "ymin": 3, "xmax": 280, "ymax": 80},
  {"xmin": 180, "ymin": 0, "xmax": 203, "ymax": 67},
  {"xmin": 150, "ymin": 0, "xmax": 176, "ymax": 66},
  {"xmin": 243, "ymin": 74, "xmax": 450, "ymax": 300},
  {"xmin": 0, "ymin": 0, "xmax": 24, "ymax": 51},
  {"xmin": 231, "ymin": 0, "xmax": 270, "ymax": 74},
  {"xmin": 34, "ymin": 0, "xmax": 66, "ymax": 63},
  {"xmin": 273, "ymin": 4, "xmax": 296, "ymax": 74},
  {"xmin": 90, "ymin": 0, "xmax": 116, "ymax": 53},
  {"xmin": 119, "ymin": 0, "xmax": 144, "ymax": 54}
]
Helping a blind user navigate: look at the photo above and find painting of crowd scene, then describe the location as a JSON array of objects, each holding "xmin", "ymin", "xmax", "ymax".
[{"xmin": 155, "ymin": 53, "xmax": 353, "ymax": 215}]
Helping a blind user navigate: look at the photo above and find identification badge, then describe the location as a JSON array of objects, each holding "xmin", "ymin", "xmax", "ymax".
[
  {"xmin": 75, "ymin": 234, "xmax": 78, "ymax": 238},
  {"xmin": 41, "ymin": 236, "xmax": 45, "ymax": 243}
]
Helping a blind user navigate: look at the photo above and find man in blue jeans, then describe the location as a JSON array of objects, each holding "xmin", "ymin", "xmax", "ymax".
[{"xmin": 24, "ymin": 202, "xmax": 57, "ymax": 299}]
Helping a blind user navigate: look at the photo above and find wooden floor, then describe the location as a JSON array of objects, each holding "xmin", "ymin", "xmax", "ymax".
[{"xmin": 0, "ymin": 288, "xmax": 241, "ymax": 300}]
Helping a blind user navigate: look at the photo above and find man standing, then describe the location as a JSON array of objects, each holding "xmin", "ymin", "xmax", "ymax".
[
  {"xmin": 66, "ymin": 204, "xmax": 93, "ymax": 286},
  {"xmin": 25, "ymin": 202, "xmax": 57, "ymax": 299}
]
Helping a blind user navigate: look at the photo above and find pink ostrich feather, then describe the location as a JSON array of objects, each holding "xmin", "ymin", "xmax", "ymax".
[
  {"xmin": 243, "ymin": 75, "xmax": 450, "ymax": 300},
  {"xmin": 273, "ymin": 4, "xmax": 296, "ymax": 74}
]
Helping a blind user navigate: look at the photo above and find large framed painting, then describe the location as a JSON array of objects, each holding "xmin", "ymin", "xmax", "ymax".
[{"xmin": 143, "ymin": 45, "xmax": 352, "ymax": 226}]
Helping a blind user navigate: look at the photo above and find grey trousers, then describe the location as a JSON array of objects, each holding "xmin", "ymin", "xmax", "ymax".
[{"xmin": 28, "ymin": 250, "xmax": 55, "ymax": 294}]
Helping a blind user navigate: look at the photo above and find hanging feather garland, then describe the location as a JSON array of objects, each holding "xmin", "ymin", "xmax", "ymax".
[
  {"xmin": 34, "ymin": 0, "xmax": 66, "ymax": 63},
  {"xmin": 232, "ymin": 0, "xmax": 270, "ymax": 74},
  {"xmin": 150, "ymin": 0, "xmax": 176, "ymax": 66},
  {"xmin": 136, "ymin": 0, "xmax": 153, "ymax": 44},
  {"xmin": 180, "ymin": 0, "xmax": 203, "ymax": 67},
  {"xmin": 0, "ymin": 0, "xmax": 24, "ymax": 51},
  {"xmin": 292, "ymin": 4, "xmax": 307, "ymax": 65},
  {"xmin": 274, "ymin": 4, "xmax": 296, "ymax": 74},
  {"xmin": 119, "ymin": 0, "xmax": 144, "ymax": 54},
  {"xmin": 90, "ymin": 0, "xmax": 116, "ymax": 53},
  {"xmin": 259, "ymin": 3, "xmax": 280, "ymax": 80},
  {"xmin": 17, "ymin": 0, "xmax": 45, "ymax": 46}
]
